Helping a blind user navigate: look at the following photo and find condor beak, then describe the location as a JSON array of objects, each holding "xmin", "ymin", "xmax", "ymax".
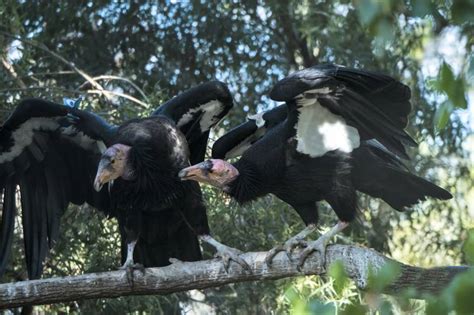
[
  {"xmin": 178, "ymin": 162, "xmax": 210, "ymax": 182},
  {"xmin": 94, "ymin": 161, "xmax": 113, "ymax": 192}
]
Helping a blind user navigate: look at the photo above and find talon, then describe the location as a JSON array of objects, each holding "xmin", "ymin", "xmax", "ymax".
[
  {"xmin": 296, "ymin": 241, "xmax": 327, "ymax": 271},
  {"xmin": 215, "ymin": 248, "xmax": 250, "ymax": 273},
  {"xmin": 119, "ymin": 260, "xmax": 145, "ymax": 283},
  {"xmin": 265, "ymin": 239, "xmax": 308, "ymax": 267},
  {"xmin": 169, "ymin": 257, "xmax": 183, "ymax": 264},
  {"xmin": 296, "ymin": 221, "xmax": 349, "ymax": 271},
  {"xmin": 200, "ymin": 235, "xmax": 251, "ymax": 273}
]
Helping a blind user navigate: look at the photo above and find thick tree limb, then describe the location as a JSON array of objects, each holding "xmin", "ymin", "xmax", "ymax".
[{"xmin": 0, "ymin": 245, "xmax": 470, "ymax": 309}]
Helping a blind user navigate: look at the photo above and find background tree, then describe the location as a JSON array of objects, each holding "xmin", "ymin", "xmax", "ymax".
[{"xmin": 0, "ymin": 0, "xmax": 472, "ymax": 313}]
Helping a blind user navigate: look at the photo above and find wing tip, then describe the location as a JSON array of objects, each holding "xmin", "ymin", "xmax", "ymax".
[{"xmin": 204, "ymin": 81, "xmax": 233, "ymax": 105}]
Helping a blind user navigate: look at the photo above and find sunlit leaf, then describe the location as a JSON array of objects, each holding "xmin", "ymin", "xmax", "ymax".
[
  {"xmin": 451, "ymin": 0, "xmax": 474, "ymax": 24},
  {"xmin": 438, "ymin": 62, "xmax": 468, "ymax": 109},
  {"xmin": 379, "ymin": 300, "xmax": 394, "ymax": 315},
  {"xmin": 328, "ymin": 260, "xmax": 349, "ymax": 294},
  {"xmin": 440, "ymin": 62, "xmax": 455, "ymax": 91},
  {"xmin": 355, "ymin": 0, "xmax": 381, "ymax": 25},
  {"xmin": 434, "ymin": 101, "xmax": 453, "ymax": 131},
  {"xmin": 367, "ymin": 261, "xmax": 401, "ymax": 293},
  {"xmin": 462, "ymin": 229, "xmax": 474, "ymax": 264},
  {"xmin": 467, "ymin": 55, "xmax": 474, "ymax": 83},
  {"xmin": 340, "ymin": 303, "xmax": 367, "ymax": 315},
  {"xmin": 450, "ymin": 270, "xmax": 474, "ymax": 314},
  {"xmin": 307, "ymin": 300, "xmax": 336, "ymax": 315},
  {"xmin": 411, "ymin": 0, "xmax": 433, "ymax": 17},
  {"xmin": 426, "ymin": 294, "xmax": 451, "ymax": 315},
  {"xmin": 376, "ymin": 18, "xmax": 395, "ymax": 42}
]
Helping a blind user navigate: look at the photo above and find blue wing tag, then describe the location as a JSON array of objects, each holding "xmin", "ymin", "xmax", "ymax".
[{"xmin": 63, "ymin": 96, "xmax": 83, "ymax": 109}]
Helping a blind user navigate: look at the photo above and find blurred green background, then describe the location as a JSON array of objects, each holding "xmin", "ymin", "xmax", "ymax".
[{"xmin": 0, "ymin": 0, "xmax": 473, "ymax": 314}]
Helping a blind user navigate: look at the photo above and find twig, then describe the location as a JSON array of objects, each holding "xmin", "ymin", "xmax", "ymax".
[
  {"xmin": 79, "ymin": 75, "xmax": 150, "ymax": 104},
  {"xmin": 1, "ymin": 57, "xmax": 27, "ymax": 89},
  {"xmin": 0, "ymin": 31, "xmax": 111, "ymax": 102},
  {"xmin": 87, "ymin": 89, "xmax": 148, "ymax": 109},
  {"xmin": 0, "ymin": 86, "xmax": 80, "ymax": 95}
]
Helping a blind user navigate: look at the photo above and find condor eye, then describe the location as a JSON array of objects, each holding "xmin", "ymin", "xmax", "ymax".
[{"xmin": 110, "ymin": 159, "xmax": 116, "ymax": 165}]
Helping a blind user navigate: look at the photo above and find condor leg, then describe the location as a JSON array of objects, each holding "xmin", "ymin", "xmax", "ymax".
[
  {"xmin": 119, "ymin": 212, "xmax": 144, "ymax": 278},
  {"xmin": 297, "ymin": 221, "xmax": 349, "ymax": 270}
]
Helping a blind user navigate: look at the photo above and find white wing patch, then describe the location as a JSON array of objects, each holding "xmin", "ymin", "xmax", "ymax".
[
  {"xmin": 224, "ymin": 127, "xmax": 266, "ymax": 159},
  {"xmin": 248, "ymin": 112, "xmax": 265, "ymax": 128},
  {"xmin": 165, "ymin": 125, "xmax": 188, "ymax": 163},
  {"xmin": 177, "ymin": 100, "xmax": 223, "ymax": 131},
  {"xmin": 0, "ymin": 118, "xmax": 107, "ymax": 165},
  {"xmin": 0, "ymin": 117, "xmax": 59, "ymax": 163},
  {"xmin": 302, "ymin": 87, "xmax": 332, "ymax": 96},
  {"xmin": 61, "ymin": 126, "xmax": 105, "ymax": 153},
  {"xmin": 295, "ymin": 97, "xmax": 360, "ymax": 157}
]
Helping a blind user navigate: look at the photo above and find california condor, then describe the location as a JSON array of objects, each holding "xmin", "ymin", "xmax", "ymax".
[
  {"xmin": 0, "ymin": 81, "xmax": 249, "ymax": 281},
  {"xmin": 179, "ymin": 65, "xmax": 453, "ymax": 269}
]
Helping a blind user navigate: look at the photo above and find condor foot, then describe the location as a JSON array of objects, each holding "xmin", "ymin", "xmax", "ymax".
[
  {"xmin": 264, "ymin": 237, "xmax": 308, "ymax": 266},
  {"xmin": 296, "ymin": 237, "xmax": 328, "ymax": 271},
  {"xmin": 214, "ymin": 245, "xmax": 251, "ymax": 273},
  {"xmin": 119, "ymin": 260, "xmax": 145, "ymax": 284}
]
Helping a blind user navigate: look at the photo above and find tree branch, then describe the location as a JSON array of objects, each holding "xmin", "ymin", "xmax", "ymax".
[{"xmin": 0, "ymin": 245, "xmax": 470, "ymax": 309}]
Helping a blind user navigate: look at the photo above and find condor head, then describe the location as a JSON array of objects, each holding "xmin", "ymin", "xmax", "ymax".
[
  {"xmin": 178, "ymin": 159, "xmax": 239, "ymax": 190},
  {"xmin": 94, "ymin": 144, "xmax": 134, "ymax": 191}
]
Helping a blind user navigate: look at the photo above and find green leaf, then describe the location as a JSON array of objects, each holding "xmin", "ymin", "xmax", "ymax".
[
  {"xmin": 467, "ymin": 55, "xmax": 474, "ymax": 82},
  {"xmin": 462, "ymin": 229, "xmax": 474, "ymax": 265},
  {"xmin": 375, "ymin": 18, "xmax": 395, "ymax": 42},
  {"xmin": 451, "ymin": 78, "xmax": 468, "ymax": 109},
  {"xmin": 412, "ymin": 0, "xmax": 433, "ymax": 17},
  {"xmin": 440, "ymin": 62, "xmax": 455, "ymax": 91},
  {"xmin": 356, "ymin": 0, "xmax": 381, "ymax": 25},
  {"xmin": 367, "ymin": 261, "xmax": 401, "ymax": 293},
  {"xmin": 450, "ymin": 270, "xmax": 474, "ymax": 314},
  {"xmin": 340, "ymin": 303, "xmax": 368, "ymax": 315},
  {"xmin": 426, "ymin": 78, "xmax": 441, "ymax": 91},
  {"xmin": 434, "ymin": 101, "xmax": 453, "ymax": 131},
  {"xmin": 328, "ymin": 260, "xmax": 349, "ymax": 295},
  {"xmin": 307, "ymin": 301, "xmax": 336, "ymax": 315},
  {"xmin": 451, "ymin": 0, "xmax": 474, "ymax": 24},
  {"xmin": 379, "ymin": 300, "xmax": 394, "ymax": 315},
  {"xmin": 439, "ymin": 62, "xmax": 467, "ymax": 109},
  {"xmin": 426, "ymin": 295, "xmax": 451, "ymax": 315}
]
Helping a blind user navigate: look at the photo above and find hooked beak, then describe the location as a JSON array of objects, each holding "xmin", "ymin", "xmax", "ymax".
[
  {"xmin": 178, "ymin": 162, "xmax": 209, "ymax": 182},
  {"xmin": 178, "ymin": 159, "xmax": 239, "ymax": 189},
  {"xmin": 94, "ymin": 161, "xmax": 114, "ymax": 192}
]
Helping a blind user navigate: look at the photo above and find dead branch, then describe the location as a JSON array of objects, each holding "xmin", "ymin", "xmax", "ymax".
[{"xmin": 0, "ymin": 245, "xmax": 470, "ymax": 309}]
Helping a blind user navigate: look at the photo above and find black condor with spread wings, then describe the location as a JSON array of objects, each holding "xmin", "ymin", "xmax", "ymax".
[
  {"xmin": 0, "ymin": 81, "xmax": 250, "ymax": 280},
  {"xmin": 179, "ymin": 65, "xmax": 452, "ymax": 269}
]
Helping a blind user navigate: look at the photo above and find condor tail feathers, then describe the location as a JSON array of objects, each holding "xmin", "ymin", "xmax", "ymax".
[{"xmin": 353, "ymin": 143, "xmax": 452, "ymax": 211}]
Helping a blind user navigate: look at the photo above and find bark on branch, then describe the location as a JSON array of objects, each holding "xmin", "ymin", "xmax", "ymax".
[{"xmin": 0, "ymin": 245, "xmax": 470, "ymax": 309}]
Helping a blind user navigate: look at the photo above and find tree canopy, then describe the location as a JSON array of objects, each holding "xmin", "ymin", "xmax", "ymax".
[{"xmin": 0, "ymin": 0, "xmax": 473, "ymax": 313}]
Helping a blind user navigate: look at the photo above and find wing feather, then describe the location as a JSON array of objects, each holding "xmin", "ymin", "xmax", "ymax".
[
  {"xmin": 153, "ymin": 81, "xmax": 233, "ymax": 163},
  {"xmin": 0, "ymin": 99, "xmax": 111, "ymax": 279},
  {"xmin": 270, "ymin": 65, "xmax": 416, "ymax": 159},
  {"xmin": 212, "ymin": 105, "xmax": 287, "ymax": 159},
  {"xmin": 0, "ymin": 180, "xmax": 16, "ymax": 275}
]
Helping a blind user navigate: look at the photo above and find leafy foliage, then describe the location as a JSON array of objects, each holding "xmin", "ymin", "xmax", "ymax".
[{"xmin": 0, "ymin": 0, "xmax": 472, "ymax": 314}]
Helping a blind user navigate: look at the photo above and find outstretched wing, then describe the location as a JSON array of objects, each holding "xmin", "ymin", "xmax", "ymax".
[
  {"xmin": 212, "ymin": 104, "xmax": 287, "ymax": 159},
  {"xmin": 270, "ymin": 64, "xmax": 416, "ymax": 159},
  {"xmin": 0, "ymin": 99, "xmax": 111, "ymax": 279},
  {"xmin": 153, "ymin": 81, "xmax": 233, "ymax": 164}
]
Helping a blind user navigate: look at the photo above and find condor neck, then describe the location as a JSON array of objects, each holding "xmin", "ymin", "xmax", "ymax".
[
  {"xmin": 226, "ymin": 159, "xmax": 267, "ymax": 204},
  {"xmin": 114, "ymin": 144, "xmax": 184, "ymax": 210}
]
